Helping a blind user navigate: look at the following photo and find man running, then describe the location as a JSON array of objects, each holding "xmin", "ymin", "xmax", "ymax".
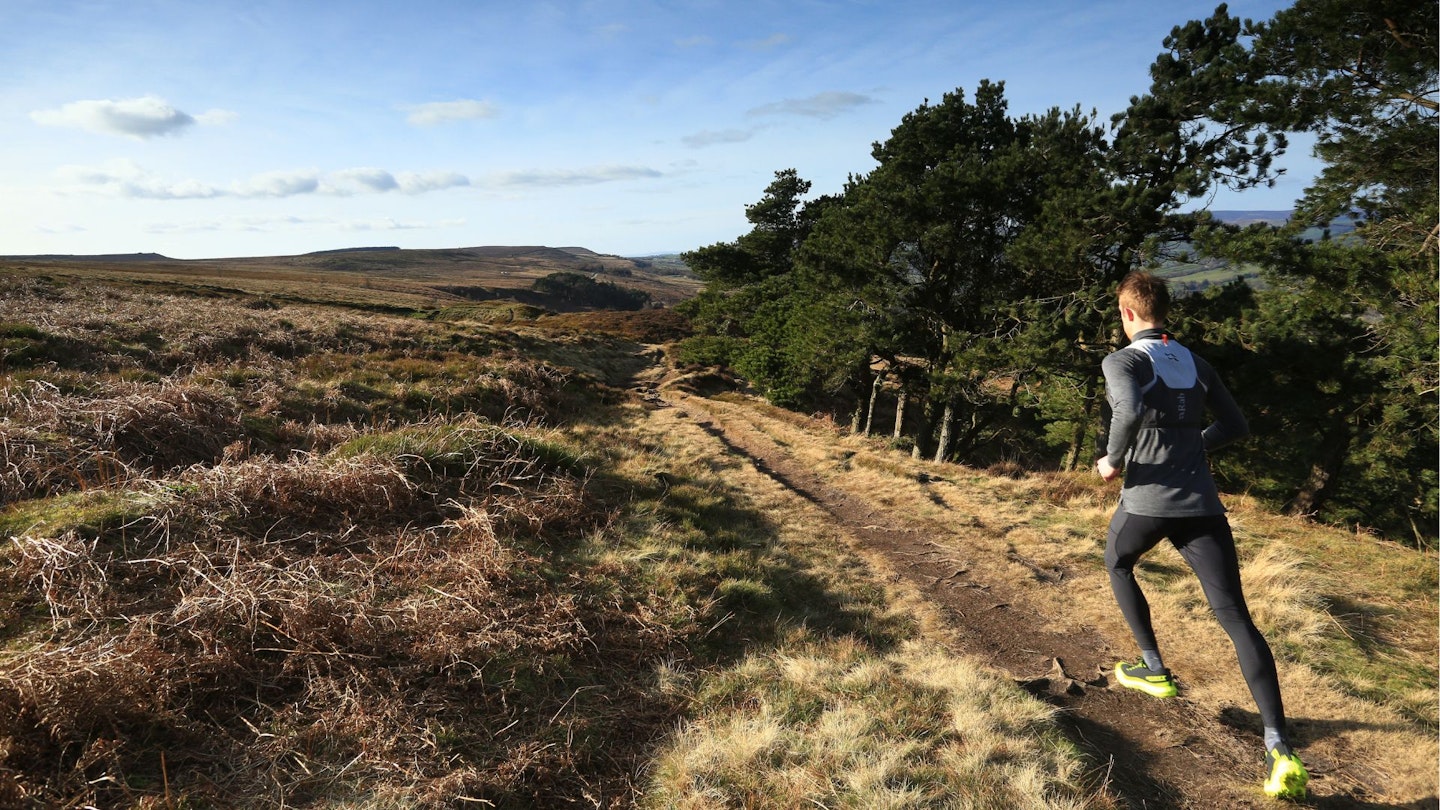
[{"xmin": 1095, "ymin": 271, "xmax": 1308, "ymax": 801}]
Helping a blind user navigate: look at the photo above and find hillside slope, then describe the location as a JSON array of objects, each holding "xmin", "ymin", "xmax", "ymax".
[
  {"xmin": 0, "ymin": 275, "xmax": 1431, "ymax": 808},
  {"xmin": 0, "ymin": 244, "xmax": 701, "ymax": 312},
  {"xmin": 640, "ymin": 369, "xmax": 1437, "ymax": 808}
]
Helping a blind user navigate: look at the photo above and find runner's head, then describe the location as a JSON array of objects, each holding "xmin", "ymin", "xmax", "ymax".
[{"xmin": 1117, "ymin": 271, "xmax": 1169, "ymax": 325}]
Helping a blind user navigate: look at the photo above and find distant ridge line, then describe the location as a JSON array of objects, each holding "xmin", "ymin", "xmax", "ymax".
[
  {"xmin": 304, "ymin": 246, "xmax": 401, "ymax": 255},
  {"xmin": 0, "ymin": 251, "xmax": 175, "ymax": 262},
  {"xmin": 6, "ymin": 219, "xmax": 1308, "ymax": 264},
  {"xmin": 1209, "ymin": 209, "xmax": 1292, "ymax": 224}
]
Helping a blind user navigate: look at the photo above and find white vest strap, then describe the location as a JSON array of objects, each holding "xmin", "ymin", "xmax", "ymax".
[{"xmin": 1127, "ymin": 337, "xmax": 1200, "ymax": 393}]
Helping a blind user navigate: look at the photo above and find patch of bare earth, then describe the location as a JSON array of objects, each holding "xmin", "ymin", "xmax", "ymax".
[{"xmin": 645, "ymin": 377, "xmax": 1435, "ymax": 810}]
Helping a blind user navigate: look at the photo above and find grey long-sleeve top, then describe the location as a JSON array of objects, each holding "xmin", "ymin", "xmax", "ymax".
[{"xmin": 1099, "ymin": 328, "xmax": 1249, "ymax": 517}]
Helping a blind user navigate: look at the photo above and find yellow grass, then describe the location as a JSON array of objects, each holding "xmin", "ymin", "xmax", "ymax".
[
  {"xmin": 673, "ymin": 386, "xmax": 1439, "ymax": 805},
  {"xmin": 629, "ymin": 400, "xmax": 1109, "ymax": 809},
  {"xmin": 645, "ymin": 641, "xmax": 1098, "ymax": 810}
]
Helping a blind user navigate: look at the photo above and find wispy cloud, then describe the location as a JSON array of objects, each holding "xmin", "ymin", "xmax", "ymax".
[
  {"xmin": 747, "ymin": 90, "xmax": 878, "ymax": 120},
  {"xmin": 35, "ymin": 223, "xmax": 88, "ymax": 234},
  {"xmin": 233, "ymin": 170, "xmax": 321, "ymax": 198},
  {"xmin": 402, "ymin": 99, "xmax": 498, "ymax": 126},
  {"xmin": 675, "ymin": 35, "xmax": 712, "ymax": 48},
  {"xmin": 30, "ymin": 96, "xmax": 226, "ymax": 139},
  {"xmin": 56, "ymin": 162, "xmax": 473, "ymax": 199},
  {"xmin": 195, "ymin": 109, "xmax": 239, "ymax": 126},
  {"xmin": 745, "ymin": 33, "xmax": 791, "ymax": 50},
  {"xmin": 144, "ymin": 214, "xmax": 466, "ymax": 235},
  {"xmin": 488, "ymin": 165, "xmax": 663, "ymax": 188},
  {"xmin": 328, "ymin": 167, "xmax": 400, "ymax": 193},
  {"xmin": 682, "ymin": 129, "xmax": 755, "ymax": 148},
  {"xmin": 393, "ymin": 171, "xmax": 471, "ymax": 194},
  {"xmin": 56, "ymin": 160, "xmax": 222, "ymax": 198},
  {"xmin": 55, "ymin": 160, "xmax": 651, "ymax": 199},
  {"xmin": 325, "ymin": 168, "xmax": 471, "ymax": 195},
  {"xmin": 340, "ymin": 216, "xmax": 467, "ymax": 231}
]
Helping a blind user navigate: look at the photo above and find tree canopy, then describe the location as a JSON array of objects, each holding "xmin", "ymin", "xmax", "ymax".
[{"xmin": 676, "ymin": 0, "xmax": 1437, "ymax": 544}]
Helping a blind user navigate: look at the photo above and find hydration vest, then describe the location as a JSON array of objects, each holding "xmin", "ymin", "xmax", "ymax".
[{"xmin": 1125, "ymin": 335, "xmax": 1207, "ymax": 429}]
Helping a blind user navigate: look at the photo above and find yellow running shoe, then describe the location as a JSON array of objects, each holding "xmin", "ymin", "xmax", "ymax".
[
  {"xmin": 1114, "ymin": 661, "xmax": 1178, "ymax": 698},
  {"xmin": 1264, "ymin": 743, "xmax": 1309, "ymax": 800}
]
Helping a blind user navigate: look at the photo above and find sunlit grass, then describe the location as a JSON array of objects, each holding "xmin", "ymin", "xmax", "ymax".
[
  {"xmin": 645, "ymin": 638, "xmax": 1098, "ymax": 810},
  {"xmin": 673, "ymin": 386, "xmax": 1438, "ymax": 803},
  {"xmin": 1, "ymin": 273, "xmax": 1432, "ymax": 806}
]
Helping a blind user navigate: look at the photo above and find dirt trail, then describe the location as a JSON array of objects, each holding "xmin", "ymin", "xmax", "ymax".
[{"xmin": 644, "ymin": 380, "xmax": 1432, "ymax": 810}]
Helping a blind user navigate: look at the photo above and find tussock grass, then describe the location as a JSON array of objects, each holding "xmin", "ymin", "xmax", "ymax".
[
  {"xmin": 0, "ymin": 277, "xmax": 692, "ymax": 806},
  {"xmin": 0, "ymin": 413, "xmax": 658, "ymax": 806},
  {"xmin": 646, "ymin": 639, "xmax": 1095, "ymax": 810}
]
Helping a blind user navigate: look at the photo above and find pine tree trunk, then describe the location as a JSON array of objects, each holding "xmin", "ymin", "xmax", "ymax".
[
  {"xmin": 863, "ymin": 374, "xmax": 883, "ymax": 435},
  {"xmin": 933, "ymin": 400, "xmax": 955, "ymax": 463},
  {"xmin": 1285, "ymin": 428, "xmax": 1351, "ymax": 518},
  {"xmin": 893, "ymin": 392, "xmax": 907, "ymax": 440},
  {"xmin": 911, "ymin": 398, "xmax": 932, "ymax": 460}
]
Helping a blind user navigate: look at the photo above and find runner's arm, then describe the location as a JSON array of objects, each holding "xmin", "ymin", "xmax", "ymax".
[
  {"xmin": 1100, "ymin": 351, "xmax": 1147, "ymax": 471},
  {"xmin": 1198, "ymin": 357, "xmax": 1249, "ymax": 451}
]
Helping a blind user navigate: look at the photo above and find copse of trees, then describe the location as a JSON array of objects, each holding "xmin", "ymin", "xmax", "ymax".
[
  {"xmin": 677, "ymin": 0, "xmax": 1436, "ymax": 544},
  {"xmin": 532, "ymin": 271, "xmax": 651, "ymax": 311}
]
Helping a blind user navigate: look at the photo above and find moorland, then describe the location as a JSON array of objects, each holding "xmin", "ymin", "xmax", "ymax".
[{"xmin": 0, "ymin": 252, "xmax": 1433, "ymax": 808}]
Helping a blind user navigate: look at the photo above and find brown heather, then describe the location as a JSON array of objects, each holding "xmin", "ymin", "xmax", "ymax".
[
  {"xmin": 0, "ymin": 273, "xmax": 1432, "ymax": 808},
  {"xmin": 0, "ymin": 276, "xmax": 683, "ymax": 806}
]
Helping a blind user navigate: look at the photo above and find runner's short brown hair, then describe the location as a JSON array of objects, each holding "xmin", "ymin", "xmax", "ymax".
[{"xmin": 1116, "ymin": 271, "xmax": 1170, "ymax": 323}]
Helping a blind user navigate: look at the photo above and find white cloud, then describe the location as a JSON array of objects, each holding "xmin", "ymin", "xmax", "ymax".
[
  {"xmin": 147, "ymin": 215, "xmax": 306, "ymax": 234},
  {"xmin": 144, "ymin": 214, "xmax": 465, "ymax": 235},
  {"xmin": 396, "ymin": 171, "xmax": 471, "ymax": 194},
  {"xmin": 56, "ymin": 159, "xmax": 221, "ymax": 198},
  {"xmin": 682, "ymin": 128, "xmax": 755, "ymax": 148},
  {"xmin": 403, "ymin": 99, "xmax": 498, "ymax": 126},
  {"xmin": 675, "ymin": 35, "xmax": 712, "ymax": 48},
  {"xmin": 233, "ymin": 170, "xmax": 321, "ymax": 198},
  {"xmin": 748, "ymin": 90, "xmax": 878, "ymax": 120},
  {"xmin": 328, "ymin": 167, "xmax": 400, "ymax": 194},
  {"xmin": 489, "ymin": 165, "xmax": 663, "ymax": 188},
  {"xmin": 31, "ymin": 96, "xmax": 198, "ymax": 139},
  {"xmin": 318, "ymin": 168, "xmax": 471, "ymax": 195},
  {"xmin": 54, "ymin": 162, "xmax": 474, "ymax": 200}
]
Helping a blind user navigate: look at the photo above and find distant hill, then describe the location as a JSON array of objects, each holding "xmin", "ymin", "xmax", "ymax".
[
  {"xmin": 1161, "ymin": 211, "xmax": 1360, "ymax": 290},
  {"xmin": 1209, "ymin": 210, "xmax": 1292, "ymax": 227},
  {"xmin": 0, "ymin": 251, "xmax": 176, "ymax": 263},
  {"xmin": 1209, "ymin": 209, "xmax": 1357, "ymax": 239},
  {"xmin": 625, "ymin": 253, "xmax": 693, "ymax": 277},
  {"xmin": 303, "ymin": 246, "xmax": 402, "ymax": 256},
  {"xmin": 0, "ymin": 245, "xmax": 702, "ymax": 312}
]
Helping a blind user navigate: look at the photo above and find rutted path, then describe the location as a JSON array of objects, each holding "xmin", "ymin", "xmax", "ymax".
[{"xmin": 642, "ymin": 376, "xmax": 1430, "ymax": 810}]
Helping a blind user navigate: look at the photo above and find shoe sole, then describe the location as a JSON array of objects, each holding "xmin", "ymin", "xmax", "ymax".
[
  {"xmin": 1113, "ymin": 663, "xmax": 1178, "ymax": 698},
  {"xmin": 1264, "ymin": 757, "xmax": 1308, "ymax": 800}
]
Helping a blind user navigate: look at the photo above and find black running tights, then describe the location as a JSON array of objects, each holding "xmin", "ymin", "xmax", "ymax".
[{"xmin": 1105, "ymin": 508, "xmax": 1286, "ymax": 731}]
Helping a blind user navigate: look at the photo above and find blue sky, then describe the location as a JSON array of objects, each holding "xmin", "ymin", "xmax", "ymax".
[{"xmin": 2, "ymin": 0, "xmax": 1312, "ymax": 259}]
